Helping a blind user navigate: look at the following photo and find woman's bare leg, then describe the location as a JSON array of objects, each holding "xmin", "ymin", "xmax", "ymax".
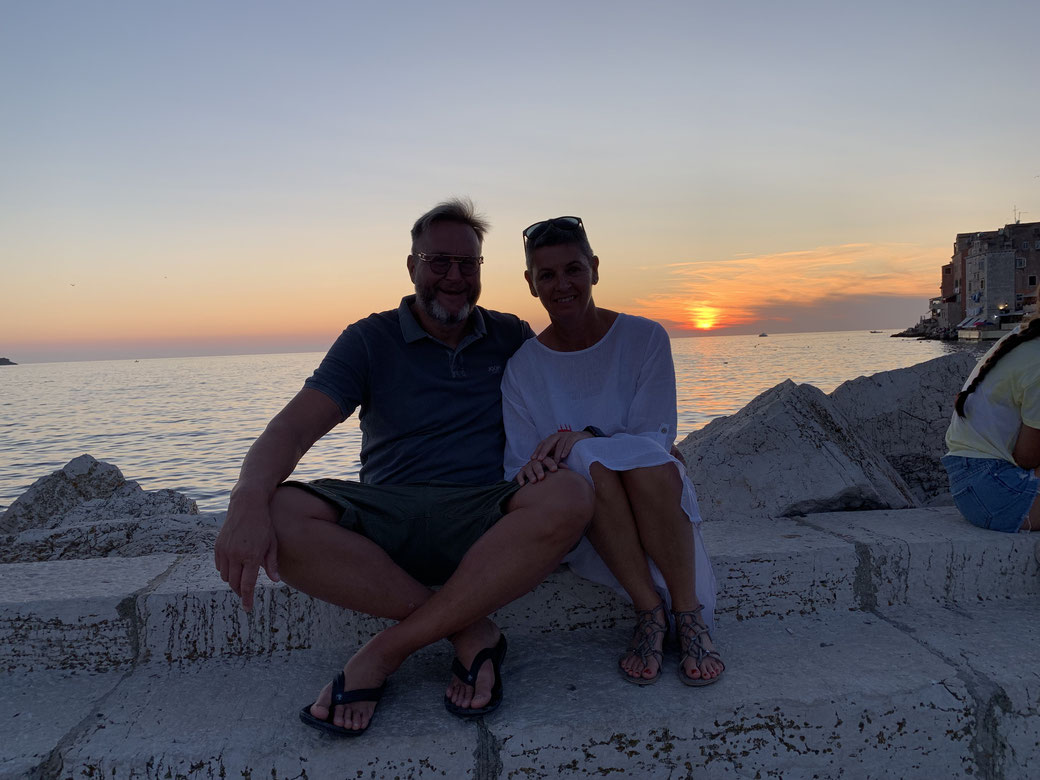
[
  {"xmin": 620, "ymin": 463, "xmax": 723, "ymax": 681},
  {"xmin": 586, "ymin": 462, "xmax": 665, "ymax": 680}
]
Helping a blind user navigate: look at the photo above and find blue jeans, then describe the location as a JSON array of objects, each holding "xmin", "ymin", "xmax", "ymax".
[{"xmin": 941, "ymin": 455, "xmax": 1039, "ymax": 533}]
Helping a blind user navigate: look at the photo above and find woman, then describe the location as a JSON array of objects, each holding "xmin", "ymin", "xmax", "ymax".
[
  {"xmin": 502, "ymin": 216, "xmax": 724, "ymax": 686},
  {"xmin": 942, "ymin": 314, "xmax": 1040, "ymax": 532}
]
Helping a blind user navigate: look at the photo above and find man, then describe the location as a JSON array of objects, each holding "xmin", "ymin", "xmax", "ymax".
[{"xmin": 214, "ymin": 198, "xmax": 593, "ymax": 736}]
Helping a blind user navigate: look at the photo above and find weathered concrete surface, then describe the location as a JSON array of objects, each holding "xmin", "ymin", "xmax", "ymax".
[
  {"xmin": 880, "ymin": 601, "xmax": 1040, "ymax": 779},
  {"xmin": 0, "ymin": 555, "xmax": 177, "ymax": 672},
  {"xmin": 679, "ymin": 381, "xmax": 917, "ymax": 522},
  {"xmin": 6, "ymin": 508, "xmax": 1035, "ymax": 669},
  {"xmin": 7, "ymin": 604, "xmax": 1037, "ymax": 779},
  {"xmin": 830, "ymin": 353, "xmax": 978, "ymax": 503},
  {"xmin": 796, "ymin": 508, "xmax": 1040, "ymax": 608},
  {"xmin": 0, "ymin": 671, "xmax": 124, "ymax": 779}
]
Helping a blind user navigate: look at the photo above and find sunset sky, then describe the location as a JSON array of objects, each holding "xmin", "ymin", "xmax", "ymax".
[{"xmin": 3, "ymin": 1, "xmax": 1038, "ymax": 363}]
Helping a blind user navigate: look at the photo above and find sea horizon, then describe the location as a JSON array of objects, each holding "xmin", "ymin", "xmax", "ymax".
[
  {"xmin": 1, "ymin": 329, "xmax": 988, "ymax": 515},
  {"xmin": 2, "ymin": 324, "xmax": 922, "ymax": 366}
]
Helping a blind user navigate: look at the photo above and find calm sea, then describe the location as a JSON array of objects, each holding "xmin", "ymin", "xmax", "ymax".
[{"xmin": 0, "ymin": 330, "xmax": 988, "ymax": 513}]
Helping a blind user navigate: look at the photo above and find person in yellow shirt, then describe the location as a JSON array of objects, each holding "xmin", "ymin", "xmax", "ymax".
[{"xmin": 943, "ymin": 314, "xmax": 1040, "ymax": 532}]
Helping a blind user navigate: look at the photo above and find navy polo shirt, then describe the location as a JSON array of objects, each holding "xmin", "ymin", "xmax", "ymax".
[{"xmin": 304, "ymin": 295, "xmax": 534, "ymax": 486}]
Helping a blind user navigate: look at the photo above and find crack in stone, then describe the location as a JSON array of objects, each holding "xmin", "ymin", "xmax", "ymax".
[
  {"xmin": 27, "ymin": 555, "xmax": 185, "ymax": 778},
  {"xmin": 872, "ymin": 609, "xmax": 1011, "ymax": 780},
  {"xmin": 474, "ymin": 719, "xmax": 503, "ymax": 780}
]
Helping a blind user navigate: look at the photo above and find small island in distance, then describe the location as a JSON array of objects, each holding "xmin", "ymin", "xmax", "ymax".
[{"xmin": 0, "ymin": 357, "xmax": 17, "ymax": 366}]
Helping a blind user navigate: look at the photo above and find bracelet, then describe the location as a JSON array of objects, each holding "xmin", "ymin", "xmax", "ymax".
[{"xmin": 583, "ymin": 425, "xmax": 606, "ymax": 438}]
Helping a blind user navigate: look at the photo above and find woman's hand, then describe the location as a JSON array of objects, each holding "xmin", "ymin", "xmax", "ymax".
[
  {"xmin": 532, "ymin": 430, "xmax": 595, "ymax": 463},
  {"xmin": 515, "ymin": 455, "xmax": 563, "ymax": 485}
]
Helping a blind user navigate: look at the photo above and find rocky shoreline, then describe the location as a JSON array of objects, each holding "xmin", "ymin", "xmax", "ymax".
[{"xmin": 5, "ymin": 352, "xmax": 1039, "ymax": 778}]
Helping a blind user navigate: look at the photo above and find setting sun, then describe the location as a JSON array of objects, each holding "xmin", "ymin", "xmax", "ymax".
[{"xmin": 688, "ymin": 305, "xmax": 721, "ymax": 330}]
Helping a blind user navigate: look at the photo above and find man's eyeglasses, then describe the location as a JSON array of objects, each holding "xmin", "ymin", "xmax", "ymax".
[
  {"xmin": 413, "ymin": 252, "xmax": 484, "ymax": 276},
  {"xmin": 522, "ymin": 216, "xmax": 585, "ymax": 244}
]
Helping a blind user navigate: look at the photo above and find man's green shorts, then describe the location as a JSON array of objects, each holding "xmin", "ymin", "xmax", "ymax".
[{"xmin": 283, "ymin": 479, "xmax": 522, "ymax": 586}]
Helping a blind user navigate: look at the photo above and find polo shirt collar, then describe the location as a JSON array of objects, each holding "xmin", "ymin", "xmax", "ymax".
[{"xmin": 398, "ymin": 295, "xmax": 486, "ymax": 344}]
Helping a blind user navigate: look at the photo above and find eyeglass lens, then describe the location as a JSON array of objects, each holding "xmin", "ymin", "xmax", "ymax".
[{"xmin": 424, "ymin": 255, "xmax": 481, "ymax": 275}]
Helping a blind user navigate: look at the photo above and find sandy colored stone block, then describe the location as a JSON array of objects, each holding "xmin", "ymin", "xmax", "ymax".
[
  {"xmin": 801, "ymin": 507, "xmax": 1040, "ymax": 607},
  {"xmin": 0, "ymin": 555, "xmax": 177, "ymax": 672},
  {"xmin": 0, "ymin": 670, "xmax": 124, "ymax": 780},
  {"xmin": 704, "ymin": 516, "xmax": 863, "ymax": 620}
]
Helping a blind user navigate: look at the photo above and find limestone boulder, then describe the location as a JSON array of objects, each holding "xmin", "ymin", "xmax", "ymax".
[
  {"xmin": 0, "ymin": 512, "xmax": 223, "ymax": 563},
  {"xmin": 0, "ymin": 454, "xmax": 198, "ymax": 535},
  {"xmin": 829, "ymin": 352, "xmax": 977, "ymax": 503},
  {"xmin": 677, "ymin": 380, "xmax": 916, "ymax": 521}
]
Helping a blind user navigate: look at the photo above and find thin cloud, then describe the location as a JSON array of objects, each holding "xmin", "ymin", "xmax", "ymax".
[{"xmin": 633, "ymin": 242, "xmax": 944, "ymax": 332}]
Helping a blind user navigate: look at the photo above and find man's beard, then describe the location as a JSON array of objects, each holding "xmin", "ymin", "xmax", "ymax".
[{"xmin": 415, "ymin": 283, "xmax": 478, "ymax": 325}]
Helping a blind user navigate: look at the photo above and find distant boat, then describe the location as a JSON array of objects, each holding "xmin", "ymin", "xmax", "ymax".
[
  {"xmin": 758, "ymin": 333, "xmax": 768, "ymax": 337},
  {"xmin": 869, "ymin": 330, "xmax": 882, "ymax": 333}
]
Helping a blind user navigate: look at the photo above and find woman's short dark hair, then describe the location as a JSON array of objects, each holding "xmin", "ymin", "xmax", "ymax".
[{"xmin": 523, "ymin": 223, "xmax": 595, "ymax": 272}]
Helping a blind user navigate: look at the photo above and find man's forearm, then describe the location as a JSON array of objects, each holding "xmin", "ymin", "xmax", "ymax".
[{"xmin": 231, "ymin": 417, "xmax": 311, "ymax": 502}]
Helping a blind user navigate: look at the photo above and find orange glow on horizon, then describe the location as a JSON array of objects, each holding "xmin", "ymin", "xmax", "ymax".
[{"xmin": 633, "ymin": 242, "xmax": 944, "ymax": 333}]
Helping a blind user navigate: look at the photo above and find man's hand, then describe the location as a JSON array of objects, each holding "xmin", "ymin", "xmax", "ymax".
[
  {"xmin": 214, "ymin": 486, "xmax": 281, "ymax": 612},
  {"xmin": 515, "ymin": 455, "xmax": 563, "ymax": 486},
  {"xmin": 531, "ymin": 430, "xmax": 594, "ymax": 463}
]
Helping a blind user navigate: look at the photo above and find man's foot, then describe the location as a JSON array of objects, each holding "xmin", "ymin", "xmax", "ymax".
[
  {"xmin": 618, "ymin": 601, "xmax": 667, "ymax": 684},
  {"xmin": 304, "ymin": 644, "xmax": 395, "ymax": 734},
  {"xmin": 673, "ymin": 606, "xmax": 725, "ymax": 686},
  {"xmin": 445, "ymin": 618, "xmax": 504, "ymax": 715}
]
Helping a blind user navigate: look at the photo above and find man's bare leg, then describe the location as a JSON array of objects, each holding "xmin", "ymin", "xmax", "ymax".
[
  {"xmin": 271, "ymin": 486, "xmax": 436, "ymax": 731},
  {"xmin": 274, "ymin": 472, "xmax": 592, "ymax": 729}
]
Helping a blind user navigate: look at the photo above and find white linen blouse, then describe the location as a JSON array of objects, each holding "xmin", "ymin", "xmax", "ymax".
[{"xmin": 501, "ymin": 313, "xmax": 717, "ymax": 629}]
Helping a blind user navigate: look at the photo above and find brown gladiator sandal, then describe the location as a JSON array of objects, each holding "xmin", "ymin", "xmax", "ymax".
[
  {"xmin": 673, "ymin": 605, "xmax": 725, "ymax": 687},
  {"xmin": 618, "ymin": 601, "xmax": 668, "ymax": 685}
]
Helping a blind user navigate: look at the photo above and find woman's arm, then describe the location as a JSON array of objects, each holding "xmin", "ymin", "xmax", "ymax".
[
  {"xmin": 1013, "ymin": 423, "xmax": 1040, "ymax": 470},
  {"xmin": 501, "ymin": 363, "xmax": 547, "ymax": 481},
  {"xmin": 625, "ymin": 322, "xmax": 679, "ymax": 450}
]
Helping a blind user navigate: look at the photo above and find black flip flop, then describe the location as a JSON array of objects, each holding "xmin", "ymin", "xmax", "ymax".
[
  {"xmin": 299, "ymin": 670, "xmax": 386, "ymax": 736},
  {"xmin": 444, "ymin": 633, "xmax": 507, "ymax": 720}
]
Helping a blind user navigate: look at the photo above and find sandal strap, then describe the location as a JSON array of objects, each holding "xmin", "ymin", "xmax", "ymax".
[
  {"xmin": 330, "ymin": 670, "xmax": 386, "ymax": 706},
  {"xmin": 450, "ymin": 634, "xmax": 507, "ymax": 686},
  {"xmin": 672, "ymin": 608, "xmax": 725, "ymax": 671},
  {"xmin": 624, "ymin": 602, "xmax": 668, "ymax": 666}
]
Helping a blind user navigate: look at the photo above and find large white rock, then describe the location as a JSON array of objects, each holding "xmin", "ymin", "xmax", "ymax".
[
  {"xmin": 0, "ymin": 512, "xmax": 223, "ymax": 563},
  {"xmin": 0, "ymin": 454, "xmax": 197, "ymax": 535},
  {"xmin": 677, "ymin": 380, "xmax": 916, "ymax": 521},
  {"xmin": 829, "ymin": 352, "xmax": 978, "ymax": 502}
]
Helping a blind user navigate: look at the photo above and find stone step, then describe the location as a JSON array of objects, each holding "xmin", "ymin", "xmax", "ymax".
[
  {"xmin": 4, "ymin": 600, "xmax": 1037, "ymax": 779},
  {"xmin": 3, "ymin": 508, "xmax": 1037, "ymax": 672}
]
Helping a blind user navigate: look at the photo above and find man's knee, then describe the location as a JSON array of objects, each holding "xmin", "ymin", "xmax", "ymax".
[
  {"xmin": 270, "ymin": 485, "xmax": 340, "ymax": 539},
  {"xmin": 514, "ymin": 469, "xmax": 593, "ymax": 536}
]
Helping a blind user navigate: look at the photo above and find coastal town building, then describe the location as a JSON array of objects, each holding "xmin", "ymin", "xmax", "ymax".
[{"xmin": 933, "ymin": 219, "xmax": 1040, "ymax": 337}]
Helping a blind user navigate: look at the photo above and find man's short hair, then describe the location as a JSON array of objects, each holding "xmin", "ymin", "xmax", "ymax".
[
  {"xmin": 523, "ymin": 222, "xmax": 595, "ymax": 272},
  {"xmin": 411, "ymin": 198, "xmax": 489, "ymax": 251}
]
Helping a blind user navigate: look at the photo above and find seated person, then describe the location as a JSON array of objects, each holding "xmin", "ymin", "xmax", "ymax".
[
  {"xmin": 215, "ymin": 200, "xmax": 593, "ymax": 737},
  {"xmin": 942, "ymin": 314, "xmax": 1040, "ymax": 532},
  {"xmin": 501, "ymin": 215, "xmax": 724, "ymax": 686}
]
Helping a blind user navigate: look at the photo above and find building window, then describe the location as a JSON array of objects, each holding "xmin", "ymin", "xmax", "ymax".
[
  {"xmin": 1030, "ymin": 275, "xmax": 1038, "ymax": 287},
  {"xmin": 1016, "ymin": 258, "xmax": 1027, "ymax": 269}
]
